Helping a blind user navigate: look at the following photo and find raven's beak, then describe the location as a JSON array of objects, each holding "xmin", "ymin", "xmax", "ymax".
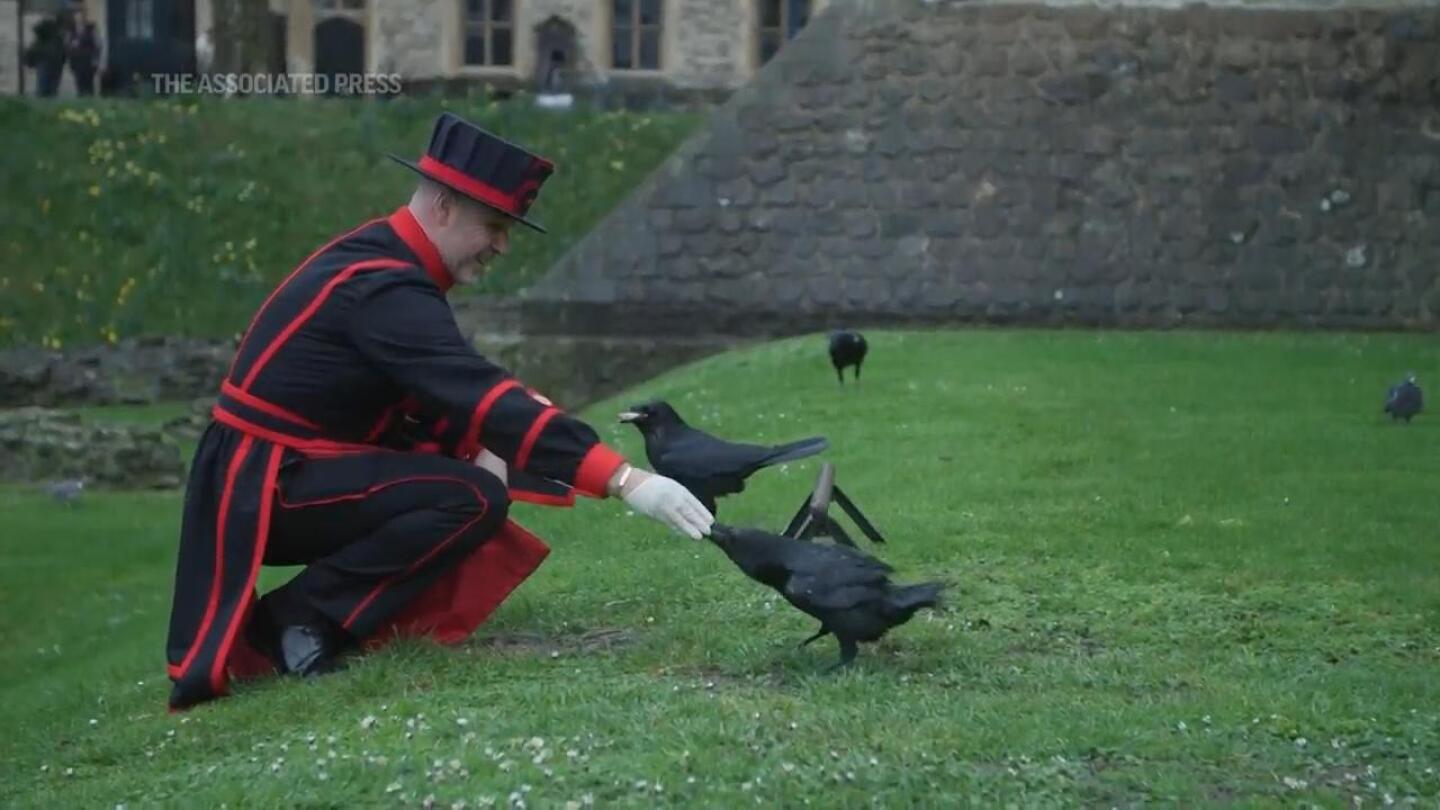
[{"xmin": 617, "ymin": 411, "xmax": 642, "ymax": 423}]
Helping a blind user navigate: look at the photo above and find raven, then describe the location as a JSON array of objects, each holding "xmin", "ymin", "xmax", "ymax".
[
  {"xmin": 618, "ymin": 401, "xmax": 828, "ymax": 515},
  {"xmin": 709, "ymin": 524, "xmax": 943, "ymax": 668},
  {"xmin": 1384, "ymin": 374, "xmax": 1423, "ymax": 423},
  {"xmin": 828, "ymin": 330, "xmax": 868, "ymax": 384}
]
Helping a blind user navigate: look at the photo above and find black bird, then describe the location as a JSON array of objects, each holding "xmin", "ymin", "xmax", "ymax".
[
  {"xmin": 828, "ymin": 330, "xmax": 868, "ymax": 384},
  {"xmin": 618, "ymin": 401, "xmax": 828, "ymax": 515},
  {"xmin": 1384, "ymin": 374, "xmax": 1423, "ymax": 423},
  {"xmin": 708, "ymin": 524, "xmax": 944, "ymax": 668}
]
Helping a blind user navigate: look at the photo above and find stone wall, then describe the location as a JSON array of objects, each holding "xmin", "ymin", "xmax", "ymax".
[
  {"xmin": 372, "ymin": 1, "xmax": 446, "ymax": 78},
  {"xmin": 0, "ymin": 1, "xmax": 18, "ymax": 95},
  {"xmin": 0, "ymin": 337, "xmax": 233, "ymax": 408},
  {"xmin": 521, "ymin": 0, "xmax": 1440, "ymax": 333},
  {"xmin": 670, "ymin": 1, "xmax": 750, "ymax": 89}
]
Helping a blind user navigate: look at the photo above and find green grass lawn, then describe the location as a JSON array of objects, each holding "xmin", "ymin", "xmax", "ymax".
[
  {"xmin": 2, "ymin": 329, "xmax": 1438, "ymax": 807},
  {"xmin": 0, "ymin": 95, "xmax": 701, "ymax": 349}
]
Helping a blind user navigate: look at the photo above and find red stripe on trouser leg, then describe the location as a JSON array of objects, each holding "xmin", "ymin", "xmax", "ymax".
[
  {"xmin": 209, "ymin": 444, "xmax": 284, "ymax": 694},
  {"xmin": 339, "ymin": 483, "xmax": 492, "ymax": 632},
  {"xmin": 173, "ymin": 435, "xmax": 254, "ymax": 681}
]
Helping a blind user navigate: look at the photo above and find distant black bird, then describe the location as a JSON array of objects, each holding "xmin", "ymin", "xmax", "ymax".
[
  {"xmin": 1385, "ymin": 374, "xmax": 1423, "ymax": 423},
  {"xmin": 828, "ymin": 330, "xmax": 868, "ymax": 384},
  {"xmin": 618, "ymin": 401, "xmax": 828, "ymax": 515},
  {"xmin": 709, "ymin": 524, "xmax": 944, "ymax": 668}
]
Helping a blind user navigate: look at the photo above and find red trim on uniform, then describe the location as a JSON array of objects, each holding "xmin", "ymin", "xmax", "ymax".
[
  {"xmin": 387, "ymin": 206, "xmax": 453, "ymax": 293},
  {"xmin": 174, "ymin": 434, "xmax": 254, "ymax": 681},
  {"xmin": 513, "ymin": 407, "xmax": 559, "ymax": 471},
  {"xmin": 221, "ymin": 381, "xmax": 321, "ymax": 431},
  {"xmin": 213, "ymin": 405, "xmax": 376, "ymax": 455},
  {"xmin": 364, "ymin": 402, "xmax": 399, "ymax": 443},
  {"xmin": 341, "ymin": 479, "xmax": 492, "ymax": 631},
  {"xmin": 209, "ymin": 444, "xmax": 283, "ymax": 695},
  {"xmin": 459, "ymin": 379, "xmax": 523, "ymax": 458},
  {"xmin": 277, "ymin": 474, "xmax": 481, "ymax": 510},
  {"xmin": 418, "ymin": 156, "xmax": 524, "ymax": 218},
  {"xmin": 227, "ymin": 217, "xmax": 384, "ymax": 380},
  {"xmin": 511, "ymin": 488, "xmax": 576, "ymax": 507},
  {"xmin": 573, "ymin": 444, "xmax": 628, "ymax": 498},
  {"xmin": 240, "ymin": 258, "xmax": 410, "ymax": 391}
]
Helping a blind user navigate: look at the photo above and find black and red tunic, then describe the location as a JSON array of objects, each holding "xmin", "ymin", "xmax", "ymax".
[{"xmin": 164, "ymin": 206, "xmax": 625, "ymax": 709}]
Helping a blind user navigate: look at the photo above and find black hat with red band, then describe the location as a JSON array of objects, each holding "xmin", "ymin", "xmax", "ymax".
[{"xmin": 389, "ymin": 112, "xmax": 555, "ymax": 233}]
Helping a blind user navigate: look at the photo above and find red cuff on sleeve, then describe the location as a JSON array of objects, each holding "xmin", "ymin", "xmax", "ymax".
[{"xmin": 573, "ymin": 444, "xmax": 627, "ymax": 498}]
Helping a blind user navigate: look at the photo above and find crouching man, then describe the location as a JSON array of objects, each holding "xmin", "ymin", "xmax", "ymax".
[{"xmin": 165, "ymin": 113, "xmax": 712, "ymax": 710}]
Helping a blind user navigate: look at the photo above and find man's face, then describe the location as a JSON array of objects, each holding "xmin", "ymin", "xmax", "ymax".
[{"xmin": 433, "ymin": 192, "xmax": 513, "ymax": 285}]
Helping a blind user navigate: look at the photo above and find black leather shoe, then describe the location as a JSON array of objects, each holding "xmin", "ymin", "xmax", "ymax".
[{"xmin": 279, "ymin": 622, "xmax": 348, "ymax": 677}]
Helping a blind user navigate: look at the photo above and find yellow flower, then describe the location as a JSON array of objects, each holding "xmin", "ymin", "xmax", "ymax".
[
  {"xmin": 89, "ymin": 185, "xmax": 101, "ymax": 197},
  {"xmin": 32, "ymin": 281, "xmax": 45, "ymax": 293},
  {"xmin": 40, "ymin": 198, "xmax": 50, "ymax": 214},
  {"xmin": 244, "ymin": 237, "xmax": 258, "ymax": 251}
]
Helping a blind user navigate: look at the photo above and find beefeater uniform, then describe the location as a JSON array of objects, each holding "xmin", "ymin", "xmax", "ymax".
[{"xmin": 164, "ymin": 113, "xmax": 625, "ymax": 711}]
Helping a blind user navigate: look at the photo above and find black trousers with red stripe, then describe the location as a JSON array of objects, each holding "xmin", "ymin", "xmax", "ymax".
[{"xmin": 262, "ymin": 449, "xmax": 511, "ymax": 642}]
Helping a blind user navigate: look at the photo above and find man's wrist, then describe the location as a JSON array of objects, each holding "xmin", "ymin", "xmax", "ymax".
[{"xmin": 607, "ymin": 463, "xmax": 633, "ymax": 498}]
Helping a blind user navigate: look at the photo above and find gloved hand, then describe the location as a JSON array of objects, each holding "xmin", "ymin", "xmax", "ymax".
[{"xmin": 612, "ymin": 466, "xmax": 713, "ymax": 540}]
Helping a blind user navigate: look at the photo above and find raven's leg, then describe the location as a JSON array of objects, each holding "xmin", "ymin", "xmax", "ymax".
[
  {"xmin": 799, "ymin": 626, "xmax": 830, "ymax": 647},
  {"xmin": 827, "ymin": 638, "xmax": 859, "ymax": 671},
  {"xmin": 835, "ymin": 364, "xmax": 844, "ymax": 385},
  {"xmin": 855, "ymin": 362, "xmax": 863, "ymax": 384}
]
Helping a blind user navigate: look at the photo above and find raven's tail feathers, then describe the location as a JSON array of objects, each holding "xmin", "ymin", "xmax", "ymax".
[
  {"xmin": 886, "ymin": 582, "xmax": 945, "ymax": 619},
  {"xmin": 762, "ymin": 436, "xmax": 830, "ymax": 466}
]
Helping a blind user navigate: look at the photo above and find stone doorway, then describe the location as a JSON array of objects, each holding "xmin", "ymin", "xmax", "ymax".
[{"xmin": 532, "ymin": 15, "xmax": 577, "ymax": 93}]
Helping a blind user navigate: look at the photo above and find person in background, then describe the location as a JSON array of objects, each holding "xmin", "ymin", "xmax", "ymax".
[
  {"xmin": 24, "ymin": 16, "xmax": 67, "ymax": 98},
  {"xmin": 66, "ymin": 5, "xmax": 103, "ymax": 97}
]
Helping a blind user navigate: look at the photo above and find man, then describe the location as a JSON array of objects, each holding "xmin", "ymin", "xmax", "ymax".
[
  {"xmin": 65, "ymin": 5, "xmax": 102, "ymax": 97},
  {"xmin": 24, "ymin": 16, "xmax": 66, "ymax": 98},
  {"xmin": 165, "ymin": 113, "xmax": 713, "ymax": 711}
]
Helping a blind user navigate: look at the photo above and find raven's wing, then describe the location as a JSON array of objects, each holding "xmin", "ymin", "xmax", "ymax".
[
  {"xmin": 783, "ymin": 571, "xmax": 888, "ymax": 612},
  {"xmin": 779, "ymin": 539, "xmax": 894, "ymax": 577},
  {"xmin": 655, "ymin": 430, "xmax": 787, "ymax": 480}
]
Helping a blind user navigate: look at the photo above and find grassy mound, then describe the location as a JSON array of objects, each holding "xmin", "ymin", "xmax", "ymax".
[
  {"xmin": 0, "ymin": 95, "xmax": 701, "ymax": 349},
  {"xmin": 2, "ymin": 329, "xmax": 1437, "ymax": 805}
]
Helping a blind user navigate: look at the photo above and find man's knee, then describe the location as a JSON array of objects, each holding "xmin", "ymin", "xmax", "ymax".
[{"xmin": 442, "ymin": 466, "xmax": 509, "ymax": 547}]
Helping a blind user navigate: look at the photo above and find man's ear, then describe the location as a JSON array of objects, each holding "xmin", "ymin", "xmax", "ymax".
[{"xmin": 431, "ymin": 186, "xmax": 454, "ymax": 226}]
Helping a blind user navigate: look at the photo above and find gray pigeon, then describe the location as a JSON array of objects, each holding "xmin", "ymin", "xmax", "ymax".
[
  {"xmin": 43, "ymin": 478, "xmax": 86, "ymax": 505},
  {"xmin": 1384, "ymin": 374, "xmax": 1423, "ymax": 423},
  {"xmin": 709, "ymin": 524, "xmax": 943, "ymax": 669}
]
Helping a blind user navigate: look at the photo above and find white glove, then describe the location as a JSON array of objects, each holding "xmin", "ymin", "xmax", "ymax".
[
  {"xmin": 473, "ymin": 448, "xmax": 507, "ymax": 486},
  {"xmin": 618, "ymin": 470, "xmax": 714, "ymax": 540}
]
